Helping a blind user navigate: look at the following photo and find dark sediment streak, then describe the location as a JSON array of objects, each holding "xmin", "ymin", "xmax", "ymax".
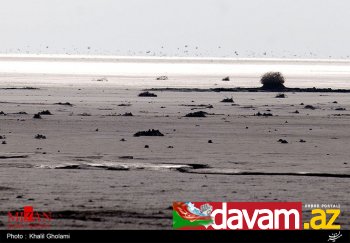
[
  {"xmin": 0, "ymin": 87, "xmax": 39, "ymax": 90},
  {"xmin": 177, "ymin": 168, "xmax": 350, "ymax": 178},
  {"xmin": 0, "ymin": 186, "xmax": 14, "ymax": 191},
  {"xmin": 54, "ymin": 164, "xmax": 129, "ymax": 170},
  {"xmin": 146, "ymin": 87, "xmax": 350, "ymax": 93},
  {"xmin": 0, "ymin": 155, "xmax": 28, "ymax": 159}
]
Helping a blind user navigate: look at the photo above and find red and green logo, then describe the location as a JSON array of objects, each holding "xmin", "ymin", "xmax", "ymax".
[{"xmin": 172, "ymin": 202, "xmax": 213, "ymax": 230}]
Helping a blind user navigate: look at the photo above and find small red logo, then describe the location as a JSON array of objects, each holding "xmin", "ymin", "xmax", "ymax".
[{"xmin": 8, "ymin": 206, "xmax": 52, "ymax": 229}]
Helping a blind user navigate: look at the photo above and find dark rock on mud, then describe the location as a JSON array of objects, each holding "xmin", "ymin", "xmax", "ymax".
[
  {"xmin": 38, "ymin": 110, "xmax": 52, "ymax": 115},
  {"xmin": 138, "ymin": 91, "xmax": 157, "ymax": 97},
  {"xmin": 278, "ymin": 139, "xmax": 288, "ymax": 144},
  {"xmin": 33, "ymin": 113, "xmax": 42, "ymax": 119},
  {"xmin": 275, "ymin": 93, "xmax": 286, "ymax": 98},
  {"xmin": 35, "ymin": 134, "xmax": 47, "ymax": 139},
  {"xmin": 185, "ymin": 111, "xmax": 207, "ymax": 117},
  {"xmin": 55, "ymin": 102, "xmax": 73, "ymax": 106},
  {"xmin": 221, "ymin": 98, "xmax": 234, "ymax": 103},
  {"xmin": 304, "ymin": 105, "xmax": 316, "ymax": 110},
  {"xmin": 121, "ymin": 112, "xmax": 133, "ymax": 116},
  {"xmin": 134, "ymin": 129, "xmax": 164, "ymax": 137},
  {"xmin": 255, "ymin": 112, "xmax": 273, "ymax": 117}
]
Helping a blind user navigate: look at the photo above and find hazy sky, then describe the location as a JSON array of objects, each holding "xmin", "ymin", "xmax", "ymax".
[{"xmin": 1, "ymin": 0, "xmax": 349, "ymax": 58}]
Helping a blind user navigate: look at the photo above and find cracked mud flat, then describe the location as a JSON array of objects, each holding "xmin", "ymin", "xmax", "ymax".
[{"xmin": 0, "ymin": 80, "xmax": 349, "ymax": 229}]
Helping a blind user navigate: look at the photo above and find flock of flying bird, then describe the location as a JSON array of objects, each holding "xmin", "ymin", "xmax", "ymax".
[{"xmin": 2, "ymin": 45, "xmax": 347, "ymax": 58}]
